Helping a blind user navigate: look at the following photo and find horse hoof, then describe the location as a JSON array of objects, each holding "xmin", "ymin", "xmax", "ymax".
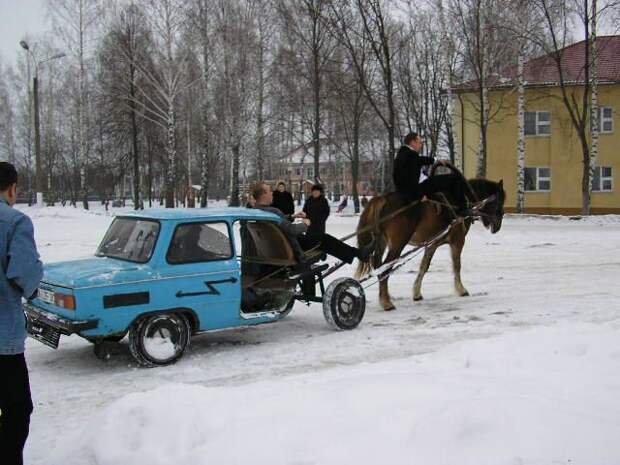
[
  {"xmin": 413, "ymin": 295, "xmax": 423, "ymax": 301},
  {"xmin": 460, "ymin": 291, "xmax": 470, "ymax": 297},
  {"xmin": 383, "ymin": 304, "xmax": 396, "ymax": 311}
]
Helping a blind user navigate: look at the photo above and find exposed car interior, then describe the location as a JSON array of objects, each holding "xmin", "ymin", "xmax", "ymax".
[{"xmin": 235, "ymin": 220, "xmax": 298, "ymax": 313}]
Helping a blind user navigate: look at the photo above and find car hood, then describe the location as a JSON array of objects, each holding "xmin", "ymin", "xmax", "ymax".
[{"xmin": 42, "ymin": 257, "xmax": 156, "ymax": 289}]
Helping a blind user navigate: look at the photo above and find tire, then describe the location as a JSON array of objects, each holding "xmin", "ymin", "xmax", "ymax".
[
  {"xmin": 322, "ymin": 278, "xmax": 366, "ymax": 330},
  {"xmin": 278, "ymin": 297, "xmax": 296, "ymax": 319},
  {"xmin": 129, "ymin": 313, "xmax": 191, "ymax": 367}
]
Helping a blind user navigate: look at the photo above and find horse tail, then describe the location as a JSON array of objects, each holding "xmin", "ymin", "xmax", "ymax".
[
  {"xmin": 430, "ymin": 160, "xmax": 479, "ymax": 203},
  {"xmin": 355, "ymin": 195, "xmax": 386, "ymax": 278}
]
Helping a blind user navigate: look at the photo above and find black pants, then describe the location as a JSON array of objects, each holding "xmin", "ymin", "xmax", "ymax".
[
  {"xmin": 298, "ymin": 233, "xmax": 358, "ymax": 264},
  {"xmin": 0, "ymin": 353, "xmax": 33, "ymax": 465},
  {"xmin": 419, "ymin": 174, "xmax": 474, "ymax": 209}
]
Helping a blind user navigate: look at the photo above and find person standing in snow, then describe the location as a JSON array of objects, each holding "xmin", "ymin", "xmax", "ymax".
[
  {"xmin": 0, "ymin": 162, "xmax": 43, "ymax": 465},
  {"xmin": 303, "ymin": 184, "xmax": 330, "ymax": 236},
  {"xmin": 336, "ymin": 195, "xmax": 348, "ymax": 214},
  {"xmin": 271, "ymin": 181, "xmax": 294, "ymax": 216}
]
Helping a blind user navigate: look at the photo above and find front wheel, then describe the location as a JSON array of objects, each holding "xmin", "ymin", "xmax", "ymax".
[
  {"xmin": 323, "ymin": 278, "xmax": 366, "ymax": 330},
  {"xmin": 129, "ymin": 313, "xmax": 191, "ymax": 367}
]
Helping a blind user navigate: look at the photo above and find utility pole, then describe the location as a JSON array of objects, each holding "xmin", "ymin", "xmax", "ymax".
[
  {"xmin": 33, "ymin": 74, "xmax": 42, "ymax": 206},
  {"xmin": 19, "ymin": 40, "xmax": 65, "ymax": 207}
]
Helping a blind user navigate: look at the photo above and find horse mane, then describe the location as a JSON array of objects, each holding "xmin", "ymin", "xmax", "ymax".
[
  {"xmin": 467, "ymin": 178, "xmax": 506, "ymax": 205},
  {"xmin": 430, "ymin": 161, "xmax": 479, "ymax": 203}
]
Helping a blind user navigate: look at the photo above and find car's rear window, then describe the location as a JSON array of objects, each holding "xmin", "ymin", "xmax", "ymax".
[
  {"xmin": 96, "ymin": 218, "xmax": 160, "ymax": 263},
  {"xmin": 167, "ymin": 222, "xmax": 232, "ymax": 264}
]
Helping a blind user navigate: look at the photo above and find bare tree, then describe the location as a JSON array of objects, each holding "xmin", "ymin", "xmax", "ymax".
[
  {"xmin": 397, "ymin": 9, "xmax": 454, "ymax": 159},
  {"xmin": 98, "ymin": 2, "xmax": 154, "ymax": 210},
  {"xmin": 446, "ymin": 0, "xmax": 520, "ymax": 177},
  {"xmin": 194, "ymin": 0, "xmax": 212, "ymax": 207},
  {"xmin": 0, "ymin": 61, "xmax": 17, "ymax": 165},
  {"xmin": 520, "ymin": 0, "xmax": 618, "ymax": 214},
  {"xmin": 213, "ymin": 0, "xmax": 257, "ymax": 206},
  {"xmin": 277, "ymin": 0, "xmax": 335, "ymax": 181},
  {"xmin": 326, "ymin": 43, "xmax": 372, "ymax": 213},
  {"xmin": 49, "ymin": 0, "xmax": 100, "ymax": 209},
  {"xmin": 328, "ymin": 0, "xmax": 400, "ymax": 193}
]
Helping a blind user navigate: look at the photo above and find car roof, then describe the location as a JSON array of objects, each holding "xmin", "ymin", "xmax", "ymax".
[{"xmin": 117, "ymin": 207, "xmax": 282, "ymax": 222}]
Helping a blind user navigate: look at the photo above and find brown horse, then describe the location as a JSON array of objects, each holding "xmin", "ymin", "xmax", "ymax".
[{"xmin": 355, "ymin": 170, "xmax": 505, "ymax": 311}]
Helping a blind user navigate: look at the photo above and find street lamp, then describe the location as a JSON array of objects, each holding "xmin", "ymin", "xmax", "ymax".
[{"xmin": 20, "ymin": 40, "xmax": 66, "ymax": 207}]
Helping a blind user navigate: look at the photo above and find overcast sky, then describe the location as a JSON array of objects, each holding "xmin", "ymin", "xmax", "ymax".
[
  {"xmin": 0, "ymin": 0, "xmax": 49, "ymax": 65},
  {"xmin": 0, "ymin": 0, "xmax": 617, "ymax": 69}
]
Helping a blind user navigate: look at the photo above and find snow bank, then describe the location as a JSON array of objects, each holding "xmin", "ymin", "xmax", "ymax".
[{"xmin": 59, "ymin": 322, "xmax": 620, "ymax": 465}]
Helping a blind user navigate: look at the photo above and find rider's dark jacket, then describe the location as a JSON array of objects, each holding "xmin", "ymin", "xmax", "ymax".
[{"xmin": 393, "ymin": 145, "xmax": 435, "ymax": 199}]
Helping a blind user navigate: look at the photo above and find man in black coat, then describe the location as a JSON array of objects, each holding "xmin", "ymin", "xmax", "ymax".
[
  {"xmin": 302, "ymin": 184, "xmax": 330, "ymax": 236},
  {"xmin": 271, "ymin": 181, "xmax": 295, "ymax": 216},
  {"xmin": 394, "ymin": 132, "xmax": 474, "ymax": 213},
  {"xmin": 394, "ymin": 132, "xmax": 438, "ymax": 200}
]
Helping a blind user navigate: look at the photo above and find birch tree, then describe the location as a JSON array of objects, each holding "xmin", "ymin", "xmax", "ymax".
[
  {"xmin": 194, "ymin": 0, "xmax": 212, "ymax": 207},
  {"xmin": 520, "ymin": 0, "xmax": 619, "ymax": 214},
  {"xmin": 49, "ymin": 0, "xmax": 100, "ymax": 209}
]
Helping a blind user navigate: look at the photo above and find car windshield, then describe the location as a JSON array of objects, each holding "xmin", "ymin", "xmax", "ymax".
[{"xmin": 96, "ymin": 218, "xmax": 160, "ymax": 263}]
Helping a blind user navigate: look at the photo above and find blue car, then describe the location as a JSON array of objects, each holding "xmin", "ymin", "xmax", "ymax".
[{"xmin": 25, "ymin": 208, "xmax": 366, "ymax": 366}]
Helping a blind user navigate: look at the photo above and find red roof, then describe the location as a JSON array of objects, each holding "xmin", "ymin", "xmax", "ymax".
[{"xmin": 453, "ymin": 35, "xmax": 620, "ymax": 92}]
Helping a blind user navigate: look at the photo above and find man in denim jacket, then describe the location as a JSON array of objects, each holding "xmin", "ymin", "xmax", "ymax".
[{"xmin": 0, "ymin": 162, "xmax": 43, "ymax": 465}]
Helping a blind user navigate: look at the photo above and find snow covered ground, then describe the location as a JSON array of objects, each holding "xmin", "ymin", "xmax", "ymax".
[{"xmin": 18, "ymin": 202, "xmax": 620, "ymax": 465}]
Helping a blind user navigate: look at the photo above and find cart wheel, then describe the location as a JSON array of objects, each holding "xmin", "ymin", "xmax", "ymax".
[
  {"xmin": 129, "ymin": 313, "xmax": 191, "ymax": 367},
  {"xmin": 323, "ymin": 278, "xmax": 366, "ymax": 330}
]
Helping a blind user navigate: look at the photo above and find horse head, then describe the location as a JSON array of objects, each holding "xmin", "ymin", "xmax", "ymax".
[{"xmin": 470, "ymin": 179, "xmax": 506, "ymax": 234}]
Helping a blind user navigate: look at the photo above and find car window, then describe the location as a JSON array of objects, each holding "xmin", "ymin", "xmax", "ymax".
[
  {"xmin": 167, "ymin": 222, "xmax": 232, "ymax": 264},
  {"xmin": 96, "ymin": 218, "xmax": 160, "ymax": 263}
]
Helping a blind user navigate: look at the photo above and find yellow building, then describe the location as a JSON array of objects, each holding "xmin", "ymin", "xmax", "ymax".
[{"xmin": 453, "ymin": 36, "xmax": 620, "ymax": 214}]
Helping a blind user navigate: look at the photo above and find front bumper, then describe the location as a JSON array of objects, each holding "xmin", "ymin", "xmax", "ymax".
[{"xmin": 24, "ymin": 302, "xmax": 98, "ymax": 348}]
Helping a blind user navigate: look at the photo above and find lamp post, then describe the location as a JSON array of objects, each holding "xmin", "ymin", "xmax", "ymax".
[{"xmin": 20, "ymin": 40, "xmax": 65, "ymax": 207}]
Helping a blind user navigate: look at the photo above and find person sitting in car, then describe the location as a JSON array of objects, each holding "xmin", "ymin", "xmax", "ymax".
[{"xmin": 252, "ymin": 182, "xmax": 373, "ymax": 265}]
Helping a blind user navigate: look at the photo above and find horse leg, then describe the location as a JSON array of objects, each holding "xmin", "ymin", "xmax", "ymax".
[
  {"xmin": 378, "ymin": 241, "xmax": 407, "ymax": 311},
  {"xmin": 413, "ymin": 245, "xmax": 438, "ymax": 301},
  {"xmin": 450, "ymin": 234, "xmax": 469, "ymax": 297}
]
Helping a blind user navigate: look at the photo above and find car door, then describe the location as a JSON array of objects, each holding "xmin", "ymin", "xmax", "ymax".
[{"xmin": 163, "ymin": 220, "xmax": 241, "ymax": 330}]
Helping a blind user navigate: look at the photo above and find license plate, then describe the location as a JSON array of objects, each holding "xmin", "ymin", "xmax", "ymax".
[
  {"xmin": 39, "ymin": 288, "xmax": 55, "ymax": 305},
  {"xmin": 27, "ymin": 318, "xmax": 61, "ymax": 349}
]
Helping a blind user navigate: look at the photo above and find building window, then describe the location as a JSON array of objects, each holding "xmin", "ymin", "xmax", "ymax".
[
  {"xmin": 525, "ymin": 111, "xmax": 551, "ymax": 136},
  {"xmin": 524, "ymin": 167, "xmax": 551, "ymax": 192},
  {"xmin": 306, "ymin": 167, "xmax": 314, "ymax": 179},
  {"xmin": 295, "ymin": 167, "xmax": 301, "ymax": 176},
  {"xmin": 592, "ymin": 166, "xmax": 613, "ymax": 192},
  {"xmin": 593, "ymin": 107, "xmax": 614, "ymax": 134}
]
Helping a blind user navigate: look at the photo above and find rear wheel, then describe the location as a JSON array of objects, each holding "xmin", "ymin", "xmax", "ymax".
[
  {"xmin": 278, "ymin": 296, "xmax": 296, "ymax": 319},
  {"xmin": 129, "ymin": 313, "xmax": 191, "ymax": 367},
  {"xmin": 323, "ymin": 278, "xmax": 366, "ymax": 330}
]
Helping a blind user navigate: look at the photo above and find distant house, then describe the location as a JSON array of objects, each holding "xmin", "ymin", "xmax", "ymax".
[
  {"xmin": 452, "ymin": 35, "xmax": 620, "ymax": 214},
  {"xmin": 271, "ymin": 138, "xmax": 378, "ymax": 199}
]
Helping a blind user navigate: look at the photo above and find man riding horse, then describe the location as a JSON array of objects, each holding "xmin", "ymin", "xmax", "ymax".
[
  {"xmin": 394, "ymin": 132, "xmax": 476, "ymax": 216},
  {"xmin": 351, "ymin": 131, "xmax": 506, "ymax": 311}
]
